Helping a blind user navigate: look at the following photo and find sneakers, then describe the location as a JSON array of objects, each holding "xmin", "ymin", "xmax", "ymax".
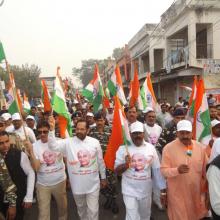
[{"xmin": 103, "ymin": 198, "xmax": 119, "ymax": 214}]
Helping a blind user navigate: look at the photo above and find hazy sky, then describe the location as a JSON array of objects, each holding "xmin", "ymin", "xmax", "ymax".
[{"xmin": 0, "ymin": 0, "xmax": 174, "ymax": 77}]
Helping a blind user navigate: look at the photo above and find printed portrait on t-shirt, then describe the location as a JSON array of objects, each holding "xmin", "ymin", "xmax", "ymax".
[
  {"xmin": 148, "ymin": 133, "xmax": 159, "ymax": 145},
  {"xmin": 130, "ymin": 153, "xmax": 154, "ymax": 172},
  {"xmin": 43, "ymin": 150, "xmax": 57, "ymax": 166},
  {"xmin": 77, "ymin": 149, "xmax": 92, "ymax": 168},
  {"xmin": 131, "ymin": 153, "xmax": 146, "ymax": 171}
]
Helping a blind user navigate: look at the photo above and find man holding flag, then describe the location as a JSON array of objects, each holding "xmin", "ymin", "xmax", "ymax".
[
  {"xmin": 161, "ymin": 120, "xmax": 208, "ymax": 220},
  {"xmin": 114, "ymin": 121, "xmax": 166, "ymax": 220}
]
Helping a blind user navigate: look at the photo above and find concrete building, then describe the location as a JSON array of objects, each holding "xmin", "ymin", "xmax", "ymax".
[{"xmin": 128, "ymin": 0, "xmax": 220, "ymax": 105}]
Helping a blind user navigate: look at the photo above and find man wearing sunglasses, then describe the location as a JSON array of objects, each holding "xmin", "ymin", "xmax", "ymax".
[{"xmin": 27, "ymin": 120, "xmax": 67, "ymax": 220}]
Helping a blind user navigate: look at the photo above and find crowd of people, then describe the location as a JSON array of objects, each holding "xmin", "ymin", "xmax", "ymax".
[{"xmin": 0, "ymin": 95, "xmax": 220, "ymax": 220}]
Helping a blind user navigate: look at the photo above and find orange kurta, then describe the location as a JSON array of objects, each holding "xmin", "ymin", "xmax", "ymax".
[{"xmin": 161, "ymin": 139, "xmax": 208, "ymax": 220}]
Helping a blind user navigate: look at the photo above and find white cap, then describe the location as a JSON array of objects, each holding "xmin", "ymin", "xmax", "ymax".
[
  {"xmin": 2, "ymin": 113, "xmax": 12, "ymax": 121},
  {"xmin": 26, "ymin": 115, "xmax": 35, "ymax": 121},
  {"xmin": 86, "ymin": 112, "xmax": 94, "ymax": 117},
  {"xmin": 211, "ymin": 119, "xmax": 220, "ymax": 128},
  {"xmin": 12, "ymin": 113, "xmax": 21, "ymax": 121},
  {"xmin": 177, "ymin": 120, "xmax": 192, "ymax": 132},
  {"xmin": 143, "ymin": 107, "xmax": 154, "ymax": 114},
  {"xmin": 37, "ymin": 104, "xmax": 43, "ymax": 108},
  {"xmin": 166, "ymin": 102, "xmax": 171, "ymax": 107},
  {"xmin": 130, "ymin": 121, "xmax": 144, "ymax": 133}
]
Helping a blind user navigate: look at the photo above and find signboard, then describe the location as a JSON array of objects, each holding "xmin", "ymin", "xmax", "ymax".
[{"xmin": 203, "ymin": 59, "xmax": 220, "ymax": 75}]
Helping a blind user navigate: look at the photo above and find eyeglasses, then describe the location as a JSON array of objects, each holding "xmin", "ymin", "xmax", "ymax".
[{"xmin": 38, "ymin": 130, "xmax": 49, "ymax": 134}]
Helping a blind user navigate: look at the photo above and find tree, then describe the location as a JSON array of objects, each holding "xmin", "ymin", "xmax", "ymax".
[
  {"xmin": 72, "ymin": 59, "xmax": 108, "ymax": 87},
  {"xmin": 112, "ymin": 47, "xmax": 124, "ymax": 60},
  {"xmin": 0, "ymin": 64, "xmax": 41, "ymax": 98}
]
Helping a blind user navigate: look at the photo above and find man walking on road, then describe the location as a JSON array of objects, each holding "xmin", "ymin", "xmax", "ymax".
[
  {"xmin": 48, "ymin": 116, "xmax": 107, "ymax": 220},
  {"xmin": 115, "ymin": 121, "xmax": 166, "ymax": 220},
  {"xmin": 161, "ymin": 120, "xmax": 208, "ymax": 220}
]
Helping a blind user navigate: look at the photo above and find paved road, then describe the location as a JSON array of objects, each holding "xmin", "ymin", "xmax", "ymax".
[{"xmin": 24, "ymin": 187, "xmax": 168, "ymax": 220}]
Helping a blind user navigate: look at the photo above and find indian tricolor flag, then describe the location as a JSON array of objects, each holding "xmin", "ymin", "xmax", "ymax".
[
  {"xmin": 0, "ymin": 42, "xmax": 6, "ymax": 63},
  {"xmin": 8, "ymin": 73, "xmax": 19, "ymax": 114},
  {"xmin": 52, "ymin": 75, "xmax": 72, "ymax": 137},
  {"xmin": 41, "ymin": 80, "xmax": 52, "ymax": 112},
  {"xmin": 129, "ymin": 67, "xmax": 143, "ymax": 110},
  {"xmin": 104, "ymin": 96, "xmax": 131, "ymax": 170},
  {"xmin": 23, "ymin": 92, "xmax": 30, "ymax": 113},
  {"xmin": 140, "ymin": 72, "xmax": 158, "ymax": 111},
  {"xmin": 189, "ymin": 76, "xmax": 198, "ymax": 115},
  {"xmin": 193, "ymin": 78, "xmax": 211, "ymax": 145},
  {"xmin": 81, "ymin": 64, "xmax": 104, "ymax": 112},
  {"xmin": 108, "ymin": 65, "xmax": 127, "ymax": 105}
]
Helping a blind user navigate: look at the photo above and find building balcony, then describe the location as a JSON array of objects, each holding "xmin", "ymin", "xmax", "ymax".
[{"xmin": 166, "ymin": 46, "xmax": 189, "ymax": 73}]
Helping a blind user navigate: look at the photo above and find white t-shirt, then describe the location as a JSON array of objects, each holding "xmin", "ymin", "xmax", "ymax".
[
  {"xmin": 114, "ymin": 142, "xmax": 161, "ymax": 199},
  {"xmin": 33, "ymin": 140, "xmax": 66, "ymax": 186},
  {"xmin": 13, "ymin": 126, "xmax": 36, "ymax": 143},
  {"xmin": 209, "ymin": 137, "xmax": 220, "ymax": 163},
  {"xmin": 5, "ymin": 124, "xmax": 14, "ymax": 133},
  {"xmin": 48, "ymin": 133, "xmax": 106, "ymax": 194},
  {"xmin": 144, "ymin": 123, "xmax": 162, "ymax": 145}
]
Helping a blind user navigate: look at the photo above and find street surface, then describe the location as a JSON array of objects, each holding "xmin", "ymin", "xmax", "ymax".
[{"xmin": 24, "ymin": 186, "xmax": 168, "ymax": 220}]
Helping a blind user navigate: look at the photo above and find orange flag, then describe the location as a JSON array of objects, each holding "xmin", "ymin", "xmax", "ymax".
[
  {"xmin": 41, "ymin": 80, "xmax": 52, "ymax": 112},
  {"xmin": 104, "ymin": 96, "xmax": 131, "ymax": 170},
  {"xmin": 104, "ymin": 97, "xmax": 124, "ymax": 170},
  {"xmin": 58, "ymin": 115, "xmax": 68, "ymax": 139},
  {"xmin": 129, "ymin": 66, "xmax": 140, "ymax": 107},
  {"xmin": 189, "ymin": 75, "xmax": 198, "ymax": 107},
  {"xmin": 16, "ymin": 89, "xmax": 22, "ymax": 112}
]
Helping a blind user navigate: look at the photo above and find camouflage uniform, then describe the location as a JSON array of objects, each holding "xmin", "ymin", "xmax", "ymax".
[
  {"xmin": 0, "ymin": 154, "xmax": 17, "ymax": 207},
  {"xmin": 156, "ymin": 120, "xmax": 177, "ymax": 155},
  {"xmin": 90, "ymin": 126, "xmax": 118, "ymax": 199}
]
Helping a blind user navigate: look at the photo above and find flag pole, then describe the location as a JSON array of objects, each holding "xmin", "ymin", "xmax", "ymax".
[{"xmin": 5, "ymin": 60, "xmax": 28, "ymax": 141}]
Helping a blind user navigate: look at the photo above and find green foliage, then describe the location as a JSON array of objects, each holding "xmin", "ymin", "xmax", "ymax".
[
  {"xmin": 0, "ymin": 64, "xmax": 41, "ymax": 98},
  {"xmin": 72, "ymin": 59, "xmax": 108, "ymax": 87},
  {"xmin": 112, "ymin": 47, "xmax": 124, "ymax": 60}
]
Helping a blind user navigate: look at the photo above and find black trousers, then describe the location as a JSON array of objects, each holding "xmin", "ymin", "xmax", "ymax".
[{"xmin": 211, "ymin": 208, "xmax": 220, "ymax": 220}]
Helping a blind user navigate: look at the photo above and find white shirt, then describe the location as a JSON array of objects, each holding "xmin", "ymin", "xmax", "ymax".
[
  {"xmin": 89, "ymin": 123, "xmax": 96, "ymax": 129},
  {"xmin": 33, "ymin": 140, "xmax": 66, "ymax": 186},
  {"xmin": 5, "ymin": 124, "xmax": 14, "ymax": 133},
  {"xmin": 19, "ymin": 152, "xmax": 35, "ymax": 202},
  {"xmin": 106, "ymin": 113, "xmax": 113, "ymax": 124},
  {"xmin": 144, "ymin": 123, "xmax": 162, "ymax": 145},
  {"xmin": 207, "ymin": 165, "xmax": 220, "ymax": 215},
  {"xmin": 13, "ymin": 126, "xmax": 36, "ymax": 143},
  {"xmin": 48, "ymin": 131, "xmax": 106, "ymax": 194},
  {"xmin": 209, "ymin": 137, "xmax": 220, "ymax": 163},
  {"xmin": 114, "ymin": 141, "xmax": 166, "ymax": 199},
  {"xmin": 157, "ymin": 112, "xmax": 172, "ymax": 129}
]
